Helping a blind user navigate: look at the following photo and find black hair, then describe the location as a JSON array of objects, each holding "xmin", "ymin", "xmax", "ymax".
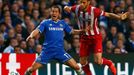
[{"xmin": 51, "ymin": 5, "xmax": 62, "ymax": 14}]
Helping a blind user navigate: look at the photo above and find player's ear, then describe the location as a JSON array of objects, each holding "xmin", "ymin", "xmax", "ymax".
[{"xmin": 58, "ymin": 14, "xmax": 62, "ymax": 19}]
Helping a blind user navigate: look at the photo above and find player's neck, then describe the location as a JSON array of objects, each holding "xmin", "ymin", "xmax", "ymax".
[
  {"xmin": 52, "ymin": 19, "xmax": 59, "ymax": 23},
  {"xmin": 83, "ymin": 5, "xmax": 89, "ymax": 12}
]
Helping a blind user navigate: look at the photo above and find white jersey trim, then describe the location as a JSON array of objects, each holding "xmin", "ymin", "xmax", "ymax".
[{"xmin": 90, "ymin": 7, "xmax": 95, "ymax": 35}]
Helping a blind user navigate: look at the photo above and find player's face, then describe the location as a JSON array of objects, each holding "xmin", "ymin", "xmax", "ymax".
[
  {"xmin": 80, "ymin": 0, "xmax": 89, "ymax": 10},
  {"xmin": 51, "ymin": 8, "xmax": 60, "ymax": 21}
]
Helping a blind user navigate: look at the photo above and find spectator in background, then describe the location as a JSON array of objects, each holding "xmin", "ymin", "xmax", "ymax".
[
  {"xmin": 64, "ymin": 39, "xmax": 72, "ymax": 51},
  {"xmin": 72, "ymin": 34, "xmax": 80, "ymax": 54},
  {"xmin": 15, "ymin": 23, "xmax": 28, "ymax": 39},
  {"xmin": 15, "ymin": 23, "xmax": 23, "ymax": 34},
  {"xmin": 99, "ymin": 4, "xmax": 108, "ymax": 29},
  {"xmin": 24, "ymin": 15, "xmax": 32, "ymax": 28},
  {"xmin": 14, "ymin": 45, "xmax": 24, "ymax": 53},
  {"xmin": 90, "ymin": 0, "xmax": 97, "ymax": 6},
  {"xmin": 125, "ymin": 19, "xmax": 134, "ymax": 39},
  {"xmin": 61, "ymin": 0, "xmax": 70, "ymax": 6},
  {"xmin": 32, "ymin": 9, "xmax": 40, "ymax": 27},
  {"xmin": 114, "ymin": 47, "xmax": 121, "ymax": 54},
  {"xmin": 108, "ymin": 0, "xmax": 116, "ymax": 13},
  {"xmin": 3, "ymin": 38, "xmax": 18, "ymax": 53},
  {"xmin": 127, "ymin": 5, "xmax": 134, "ymax": 14},
  {"xmin": 39, "ymin": 1, "xmax": 46, "ymax": 13},
  {"xmin": 0, "ymin": 34, "xmax": 6, "ymax": 53},
  {"xmin": 1, "ymin": 3, "xmax": 10, "ymax": 11},
  {"xmin": 100, "ymin": 28, "xmax": 108, "ymax": 51},
  {"xmin": 16, "ymin": 0, "xmax": 24, "ymax": 8},
  {"xmin": 126, "ymin": 0, "xmax": 133, "ymax": 6},
  {"xmin": 125, "ymin": 30, "xmax": 134, "ymax": 52},
  {"xmin": 119, "ymin": 0, "xmax": 126, "ymax": 12},
  {"xmin": 35, "ymin": 44, "xmax": 42, "ymax": 54},
  {"xmin": 64, "ymin": 17, "xmax": 72, "ymax": 27},
  {"xmin": 5, "ymin": 28, "xmax": 15, "ymax": 39},
  {"xmin": 33, "ymin": 2, "xmax": 39, "ymax": 10},
  {"xmin": 17, "ymin": 8, "xmax": 25, "ymax": 23},
  {"xmin": 26, "ymin": 21, "xmax": 35, "ymax": 35},
  {"xmin": 129, "ymin": 13, "xmax": 134, "ymax": 20},
  {"xmin": 3, "ymin": 10, "xmax": 10, "ymax": 18},
  {"xmin": 105, "ymin": 40, "xmax": 114, "ymax": 54},
  {"xmin": 0, "ymin": 1, "xmax": 3, "ymax": 18},
  {"xmin": 40, "ymin": 7, "xmax": 50, "ymax": 20},
  {"xmin": 5, "ymin": 28, "xmax": 16, "ymax": 47},
  {"xmin": 27, "ymin": 38, "xmax": 36, "ymax": 53},
  {"xmin": 4, "ymin": 15, "xmax": 13, "ymax": 29},
  {"xmin": 26, "ymin": 1, "xmax": 34, "ymax": 17},
  {"xmin": 0, "ymin": 23, "xmax": 7, "ymax": 38},
  {"xmin": 20, "ymin": 40, "xmax": 27, "ymax": 53},
  {"xmin": 117, "ymin": 32, "xmax": 126, "ymax": 42},
  {"xmin": 11, "ymin": 2, "xmax": 19, "ymax": 16},
  {"xmin": 15, "ymin": 33, "xmax": 23, "ymax": 42},
  {"xmin": 116, "ymin": 39, "xmax": 127, "ymax": 53},
  {"xmin": 64, "ymin": 17, "xmax": 73, "ymax": 44},
  {"xmin": 4, "ymin": 9, "xmax": 21, "ymax": 27},
  {"xmin": 108, "ymin": 25, "xmax": 118, "ymax": 46}
]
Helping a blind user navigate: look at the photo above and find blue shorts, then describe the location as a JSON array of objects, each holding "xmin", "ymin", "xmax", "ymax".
[{"xmin": 35, "ymin": 48, "xmax": 72, "ymax": 64}]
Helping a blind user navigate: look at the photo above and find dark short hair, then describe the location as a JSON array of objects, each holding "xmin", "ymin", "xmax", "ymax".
[{"xmin": 51, "ymin": 5, "xmax": 62, "ymax": 14}]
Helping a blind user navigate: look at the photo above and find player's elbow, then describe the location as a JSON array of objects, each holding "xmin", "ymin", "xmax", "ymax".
[{"xmin": 64, "ymin": 6, "xmax": 71, "ymax": 13}]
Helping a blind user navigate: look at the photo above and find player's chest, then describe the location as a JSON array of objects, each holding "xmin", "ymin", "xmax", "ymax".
[
  {"xmin": 78, "ymin": 11, "xmax": 92, "ymax": 22},
  {"xmin": 47, "ymin": 23, "xmax": 64, "ymax": 31}
]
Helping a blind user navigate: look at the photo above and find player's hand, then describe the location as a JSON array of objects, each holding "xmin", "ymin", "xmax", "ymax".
[
  {"xmin": 120, "ymin": 12, "xmax": 129, "ymax": 20},
  {"xmin": 64, "ymin": 6, "xmax": 71, "ymax": 13},
  {"xmin": 26, "ymin": 36, "xmax": 33, "ymax": 42},
  {"xmin": 80, "ymin": 29, "xmax": 87, "ymax": 35}
]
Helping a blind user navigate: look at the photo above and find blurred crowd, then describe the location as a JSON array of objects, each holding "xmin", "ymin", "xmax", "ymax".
[{"xmin": 0, "ymin": 0, "xmax": 134, "ymax": 54}]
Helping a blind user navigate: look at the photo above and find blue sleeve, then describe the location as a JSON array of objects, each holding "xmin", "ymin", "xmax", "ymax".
[
  {"xmin": 36, "ymin": 20, "xmax": 46, "ymax": 33},
  {"xmin": 63, "ymin": 21, "xmax": 72, "ymax": 34}
]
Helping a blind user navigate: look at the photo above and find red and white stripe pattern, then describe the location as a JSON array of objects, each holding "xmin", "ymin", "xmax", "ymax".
[{"xmin": 75, "ymin": 5, "xmax": 104, "ymax": 35}]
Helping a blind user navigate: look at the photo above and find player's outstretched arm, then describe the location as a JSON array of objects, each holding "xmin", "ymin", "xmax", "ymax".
[
  {"xmin": 64, "ymin": 6, "xmax": 72, "ymax": 13},
  {"xmin": 71, "ymin": 29, "xmax": 84, "ymax": 35},
  {"xmin": 26, "ymin": 29, "xmax": 40, "ymax": 41},
  {"xmin": 120, "ymin": 12, "xmax": 129, "ymax": 20},
  {"xmin": 105, "ymin": 12, "xmax": 129, "ymax": 20}
]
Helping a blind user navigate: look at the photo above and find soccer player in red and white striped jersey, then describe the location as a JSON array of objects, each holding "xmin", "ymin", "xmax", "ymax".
[{"xmin": 64, "ymin": 0, "xmax": 128, "ymax": 75}]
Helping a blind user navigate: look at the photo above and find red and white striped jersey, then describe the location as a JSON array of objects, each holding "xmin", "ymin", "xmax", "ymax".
[{"xmin": 71, "ymin": 5, "xmax": 105, "ymax": 35}]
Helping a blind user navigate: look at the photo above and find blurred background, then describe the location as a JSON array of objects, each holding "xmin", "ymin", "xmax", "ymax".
[
  {"xmin": 0, "ymin": 0, "xmax": 134, "ymax": 75},
  {"xmin": 0, "ymin": 0, "xmax": 134, "ymax": 54}
]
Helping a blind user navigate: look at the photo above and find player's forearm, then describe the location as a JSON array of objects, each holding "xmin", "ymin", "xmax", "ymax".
[
  {"xmin": 71, "ymin": 29, "xmax": 82, "ymax": 35},
  {"xmin": 105, "ymin": 12, "xmax": 121, "ymax": 20},
  {"xmin": 29, "ymin": 29, "xmax": 40, "ymax": 38}
]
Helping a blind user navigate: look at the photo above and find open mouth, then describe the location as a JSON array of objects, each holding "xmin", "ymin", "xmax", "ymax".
[{"xmin": 52, "ymin": 16, "xmax": 56, "ymax": 18}]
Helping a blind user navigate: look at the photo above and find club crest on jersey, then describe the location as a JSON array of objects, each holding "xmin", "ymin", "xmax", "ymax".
[
  {"xmin": 60, "ymin": 24, "xmax": 63, "ymax": 27},
  {"xmin": 49, "ymin": 24, "xmax": 52, "ymax": 26}
]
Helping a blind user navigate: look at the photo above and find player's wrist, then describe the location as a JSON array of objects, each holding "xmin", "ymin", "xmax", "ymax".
[
  {"xmin": 29, "ymin": 35, "xmax": 34, "ymax": 39},
  {"xmin": 119, "ymin": 16, "xmax": 122, "ymax": 20}
]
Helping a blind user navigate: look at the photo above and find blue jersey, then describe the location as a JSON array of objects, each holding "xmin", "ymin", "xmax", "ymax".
[
  {"xmin": 35, "ymin": 19, "xmax": 72, "ymax": 64},
  {"xmin": 37, "ymin": 19, "xmax": 72, "ymax": 50}
]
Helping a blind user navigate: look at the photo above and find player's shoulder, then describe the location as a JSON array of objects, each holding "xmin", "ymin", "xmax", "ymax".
[
  {"xmin": 90, "ymin": 5, "xmax": 97, "ymax": 9},
  {"xmin": 59, "ymin": 20, "xmax": 66, "ymax": 24},
  {"xmin": 41, "ymin": 19, "xmax": 52, "ymax": 24},
  {"xmin": 59, "ymin": 20, "xmax": 68, "ymax": 27}
]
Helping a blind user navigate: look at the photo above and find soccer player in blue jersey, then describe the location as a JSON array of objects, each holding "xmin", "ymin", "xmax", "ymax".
[{"xmin": 25, "ymin": 5, "xmax": 83, "ymax": 75}]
